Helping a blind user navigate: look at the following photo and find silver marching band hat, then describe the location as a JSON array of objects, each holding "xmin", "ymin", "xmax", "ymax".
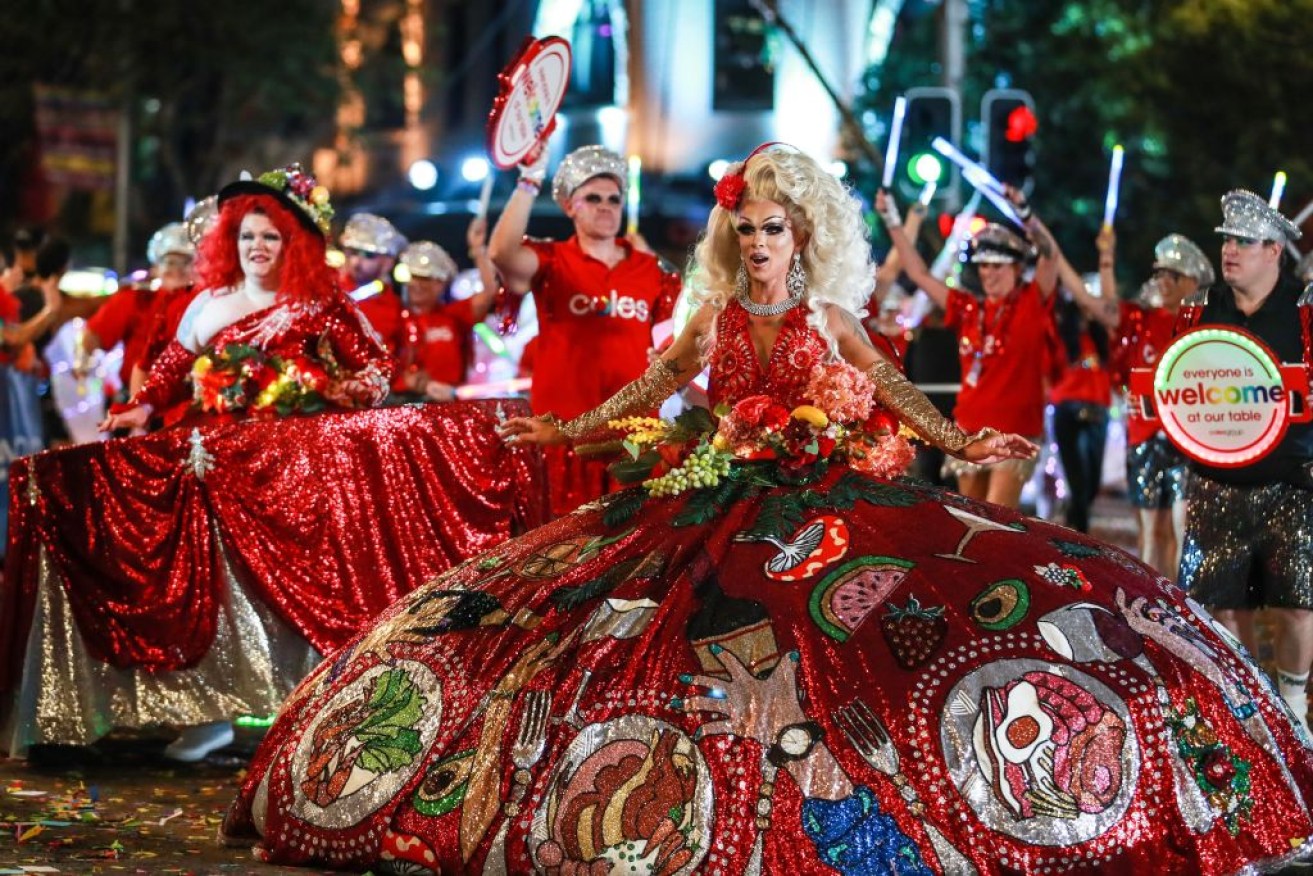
[
  {"xmin": 184, "ymin": 196, "xmax": 219, "ymax": 245},
  {"xmin": 969, "ymin": 223, "xmax": 1031, "ymax": 264},
  {"xmin": 340, "ymin": 213, "xmax": 408, "ymax": 257},
  {"xmin": 1214, "ymin": 189, "xmax": 1302, "ymax": 243},
  {"xmin": 1152, "ymin": 233, "xmax": 1215, "ymax": 285},
  {"xmin": 551, "ymin": 145, "xmax": 627, "ymax": 207},
  {"xmin": 399, "ymin": 241, "xmax": 458, "ymax": 282},
  {"xmin": 147, "ymin": 222, "xmax": 195, "ymax": 265}
]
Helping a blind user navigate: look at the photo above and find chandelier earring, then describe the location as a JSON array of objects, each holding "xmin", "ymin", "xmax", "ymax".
[
  {"xmin": 786, "ymin": 252, "xmax": 807, "ymax": 297},
  {"xmin": 735, "ymin": 263, "xmax": 749, "ymax": 296}
]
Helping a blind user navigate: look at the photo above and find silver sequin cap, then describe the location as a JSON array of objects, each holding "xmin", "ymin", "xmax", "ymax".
[
  {"xmin": 147, "ymin": 222, "xmax": 194, "ymax": 265},
  {"xmin": 1214, "ymin": 189, "xmax": 1302, "ymax": 243},
  {"xmin": 551, "ymin": 145, "xmax": 626, "ymax": 206},
  {"xmin": 341, "ymin": 213, "xmax": 408, "ymax": 256},
  {"xmin": 970, "ymin": 223, "xmax": 1030, "ymax": 264},
  {"xmin": 1152, "ymin": 234, "xmax": 1215, "ymax": 285},
  {"xmin": 399, "ymin": 241, "xmax": 458, "ymax": 282},
  {"xmin": 184, "ymin": 196, "xmax": 219, "ymax": 245}
]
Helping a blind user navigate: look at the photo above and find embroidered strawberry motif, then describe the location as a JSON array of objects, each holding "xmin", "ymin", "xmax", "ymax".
[{"xmin": 880, "ymin": 596, "xmax": 947, "ymax": 669}]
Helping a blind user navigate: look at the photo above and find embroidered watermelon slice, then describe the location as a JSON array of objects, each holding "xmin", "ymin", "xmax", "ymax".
[{"xmin": 809, "ymin": 556, "xmax": 915, "ymax": 642}]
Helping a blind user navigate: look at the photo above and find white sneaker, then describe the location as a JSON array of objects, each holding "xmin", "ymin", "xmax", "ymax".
[{"xmin": 164, "ymin": 721, "xmax": 234, "ymax": 762}]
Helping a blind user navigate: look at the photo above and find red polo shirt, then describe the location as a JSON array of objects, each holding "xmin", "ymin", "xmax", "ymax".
[
  {"xmin": 1115, "ymin": 300, "xmax": 1180, "ymax": 446},
  {"xmin": 943, "ymin": 280, "xmax": 1054, "ymax": 436},
  {"xmin": 395, "ymin": 298, "xmax": 478, "ymax": 390},
  {"xmin": 85, "ymin": 285, "xmax": 153, "ymax": 387},
  {"xmin": 343, "ymin": 274, "xmax": 405, "ymax": 359},
  {"xmin": 523, "ymin": 236, "xmax": 679, "ymax": 419},
  {"xmin": 1049, "ymin": 333, "xmax": 1112, "ymax": 407},
  {"xmin": 138, "ymin": 285, "xmax": 200, "ymax": 373}
]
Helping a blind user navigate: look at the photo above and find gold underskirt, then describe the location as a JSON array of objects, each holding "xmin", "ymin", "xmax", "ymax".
[{"xmin": 4, "ymin": 536, "xmax": 320, "ymax": 754}]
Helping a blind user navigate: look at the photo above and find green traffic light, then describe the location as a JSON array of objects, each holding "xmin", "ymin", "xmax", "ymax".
[{"xmin": 907, "ymin": 152, "xmax": 944, "ymax": 185}]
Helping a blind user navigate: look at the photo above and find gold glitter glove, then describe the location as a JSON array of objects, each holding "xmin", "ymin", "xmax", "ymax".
[
  {"xmin": 865, "ymin": 358, "xmax": 996, "ymax": 455},
  {"xmin": 559, "ymin": 358, "xmax": 682, "ymax": 443}
]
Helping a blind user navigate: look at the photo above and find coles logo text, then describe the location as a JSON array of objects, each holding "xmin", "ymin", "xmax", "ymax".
[{"xmin": 569, "ymin": 290, "xmax": 649, "ymax": 321}]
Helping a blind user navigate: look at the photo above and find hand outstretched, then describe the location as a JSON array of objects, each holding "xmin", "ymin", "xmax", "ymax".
[
  {"xmin": 98, "ymin": 405, "xmax": 150, "ymax": 434},
  {"xmin": 962, "ymin": 430, "xmax": 1038, "ymax": 465},
  {"xmin": 496, "ymin": 414, "xmax": 566, "ymax": 447}
]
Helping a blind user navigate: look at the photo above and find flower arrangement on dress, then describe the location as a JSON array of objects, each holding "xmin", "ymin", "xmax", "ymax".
[
  {"xmin": 192, "ymin": 343, "xmax": 330, "ymax": 417},
  {"xmin": 608, "ymin": 361, "xmax": 916, "ymax": 497}
]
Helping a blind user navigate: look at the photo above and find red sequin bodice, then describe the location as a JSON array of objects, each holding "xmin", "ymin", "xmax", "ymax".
[{"xmin": 708, "ymin": 299, "xmax": 829, "ymax": 410}]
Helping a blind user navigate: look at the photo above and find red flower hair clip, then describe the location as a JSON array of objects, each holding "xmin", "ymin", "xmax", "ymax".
[
  {"xmin": 712, "ymin": 141, "xmax": 786, "ymax": 212},
  {"xmin": 714, "ymin": 173, "xmax": 747, "ymax": 212}
]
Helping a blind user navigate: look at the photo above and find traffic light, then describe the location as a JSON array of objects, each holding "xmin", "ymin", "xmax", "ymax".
[
  {"xmin": 982, "ymin": 88, "xmax": 1037, "ymax": 194},
  {"xmin": 896, "ymin": 87, "xmax": 960, "ymax": 206}
]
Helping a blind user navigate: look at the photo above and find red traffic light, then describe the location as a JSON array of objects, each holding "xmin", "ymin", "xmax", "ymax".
[
  {"xmin": 936, "ymin": 212, "xmax": 989, "ymax": 238},
  {"xmin": 1005, "ymin": 105, "xmax": 1038, "ymax": 142}
]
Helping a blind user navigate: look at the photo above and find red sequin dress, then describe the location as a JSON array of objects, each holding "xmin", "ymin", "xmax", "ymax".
[{"xmin": 224, "ymin": 301, "xmax": 1313, "ymax": 875}]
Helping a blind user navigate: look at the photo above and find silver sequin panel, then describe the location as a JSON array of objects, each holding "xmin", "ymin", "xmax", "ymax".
[
  {"xmin": 1125, "ymin": 434, "xmax": 1188, "ymax": 510},
  {"xmin": 3, "ymin": 536, "xmax": 320, "ymax": 753},
  {"xmin": 1180, "ymin": 475, "xmax": 1313, "ymax": 610}
]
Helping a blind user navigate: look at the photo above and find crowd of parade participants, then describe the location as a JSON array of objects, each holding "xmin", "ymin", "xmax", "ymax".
[{"xmin": 3, "ymin": 132, "xmax": 1313, "ymax": 874}]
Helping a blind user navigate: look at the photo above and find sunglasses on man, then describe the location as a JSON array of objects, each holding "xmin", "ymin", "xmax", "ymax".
[{"xmin": 578, "ymin": 193, "xmax": 623, "ymax": 206}]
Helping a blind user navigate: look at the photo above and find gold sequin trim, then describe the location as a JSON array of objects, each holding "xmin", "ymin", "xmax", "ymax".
[
  {"xmin": 559, "ymin": 359, "xmax": 681, "ymax": 443},
  {"xmin": 864, "ymin": 359, "xmax": 994, "ymax": 455}
]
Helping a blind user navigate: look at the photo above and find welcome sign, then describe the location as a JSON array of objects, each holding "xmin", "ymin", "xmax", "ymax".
[{"xmin": 1129, "ymin": 326, "xmax": 1310, "ymax": 466}]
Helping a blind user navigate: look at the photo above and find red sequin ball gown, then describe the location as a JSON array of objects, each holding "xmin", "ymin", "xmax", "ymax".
[
  {"xmin": 224, "ymin": 300, "xmax": 1313, "ymax": 875},
  {"xmin": 6, "ymin": 287, "xmax": 397, "ymax": 751}
]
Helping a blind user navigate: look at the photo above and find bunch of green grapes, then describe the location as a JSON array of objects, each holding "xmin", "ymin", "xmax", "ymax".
[{"xmin": 645, "ymin": 442, "xmax": 734, "ymax": 497}]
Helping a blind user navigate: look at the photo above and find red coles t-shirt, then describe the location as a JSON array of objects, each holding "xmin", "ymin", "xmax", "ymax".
[
  {"xmin": 1117, "ymin": 300, "xmax": 1179, "ymax": 446},
  {"xmin": 85, "ymin": 286, "xmax": 153, "ymax": 387},
  {"xmin": 1049, "ymin": 333, "xmax": 1111, "ymax": 407},
  {"xmin": 943, "ymin": 280, "xmax": 1054, "ymax": 436},
  {"xmin": 523, "ymin": 236, "xmax": 680, "ymax": 419},
  {"xmin": 395, "ymin": 299, "xmax": 478, "ymax": 389}
]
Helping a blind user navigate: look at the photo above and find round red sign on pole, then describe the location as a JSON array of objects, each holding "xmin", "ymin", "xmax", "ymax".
[{"xmin": 486, "ymin": 37, "xmax": 573, "ymax": 170}]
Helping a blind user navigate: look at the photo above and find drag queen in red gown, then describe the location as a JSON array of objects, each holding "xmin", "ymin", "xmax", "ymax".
[
  {"xmin": 223, "ymin": 146, "xmax": 1313, "ymax": 874},
  {"xmin": 71, "ymin": 166, "xmax": 392, "ymax": 761}
]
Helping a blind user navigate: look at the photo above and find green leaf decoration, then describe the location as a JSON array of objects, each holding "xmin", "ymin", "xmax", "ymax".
[
  {"xmin": 579, "ymin": 527, "xmax": 635, "ymax": 559},
  {"xmin": 609, "ymin": 449, "xmax": 662, "ymax": 484},
  {"xmin": 671, "ymin": 486, "xmax": 724, "ymax": 527},
  {"xmin": 671, "ymin": 473, "xmax": 750, "ymax": 527},
  {"xmin": 602, "ymin": 488, "xmax": 648, "ymax": 529},
  {"xmin": 547, "ymin": 552, "xmax": 665, "ymax": 612},
  {"xmin": 742, "ymin": 492, "xmax": 808, "ymax": 542},
  {"xmin": 353, "ymin": 669, "xmax": 426, "ymax": 774},
  {"xmin": 832, "ymin": 472, "xmax": 920, "ymax": 509},
  {"xmin": 674, "ymin": 406, "xmax": 717, "ymax": 435},
  {"xmin": 1050, "ymin": 538, "xmax": 1101, "ymax": 559}
]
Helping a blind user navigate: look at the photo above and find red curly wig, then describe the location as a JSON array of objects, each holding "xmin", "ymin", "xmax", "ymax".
[{"xmin": 195, "ymin": 194, "xmax": 336, "ymax": 301}]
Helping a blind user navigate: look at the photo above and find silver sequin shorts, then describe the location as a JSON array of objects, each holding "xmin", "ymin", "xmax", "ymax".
[
  {"xmin": 1125, "ymin": 434, "xmax": 1188, "ymax": 510},
  {"xmin": 1180, "ymin": 474, "xmax": 1313, "ymax": 610}
]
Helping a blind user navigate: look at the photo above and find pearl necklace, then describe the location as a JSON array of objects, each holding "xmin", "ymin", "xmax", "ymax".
[{"xmin": 736, "ymin": 289, "xmax": 804, "ymax": 317}]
